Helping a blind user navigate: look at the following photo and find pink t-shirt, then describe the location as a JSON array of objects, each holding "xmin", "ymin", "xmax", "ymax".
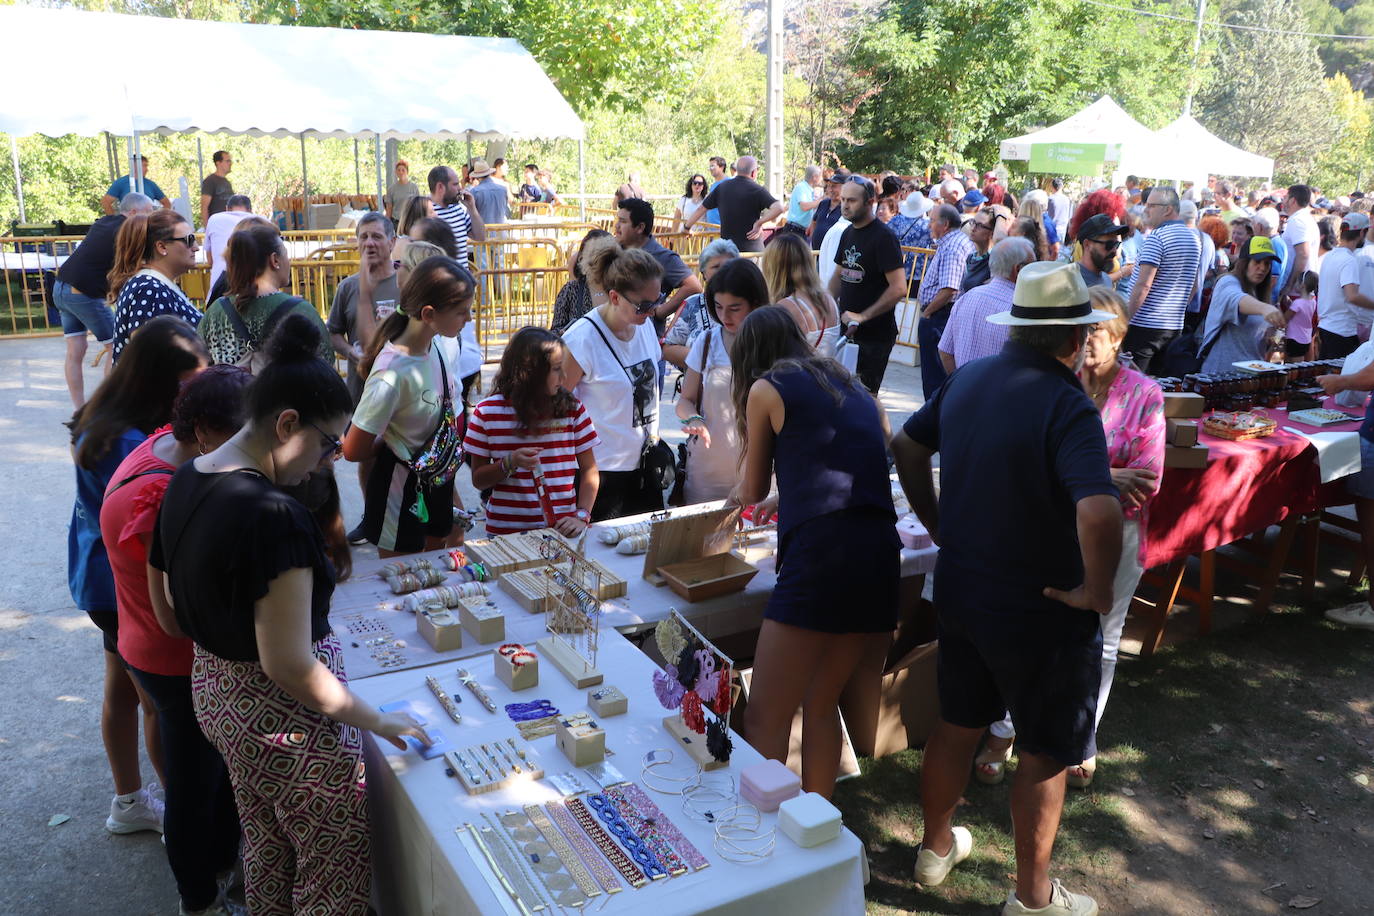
[
  {"xmin": 1286, "ymin": 295, "xmax": 1315, "ymax": 345},
  {"xmin": 1095, "ymin": 364, "xmax": 1166, "ymax": 565}
]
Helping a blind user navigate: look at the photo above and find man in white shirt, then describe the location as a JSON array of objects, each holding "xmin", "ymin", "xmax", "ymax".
[
  {"xmin": 203, "ymin": 195, "xmax": 255, "ymax": 293},
  {"xmin": 1281, "ymin": 184, "xmax": 1319, "ymax": 298},
  {"xmin": 1316, "ymin": 212, "xmax": 1374, "ymax": 358}
]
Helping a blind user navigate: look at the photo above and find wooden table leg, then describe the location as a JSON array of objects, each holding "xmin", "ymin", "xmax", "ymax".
[
  {"xmin": 1255, "ymin": 514, "xmax": 1301, "ymax": 614},
  {"xmin": 1197, "ymin": 550, "xmax": 1215, "ymax": 636},
  {"xmin": 1138, "ymin": 558, "xmax": 1188, "ymax": 658}
]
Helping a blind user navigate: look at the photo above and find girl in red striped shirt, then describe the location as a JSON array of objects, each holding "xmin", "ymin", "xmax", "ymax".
[{"xmin": 465, "ymin": 327, "xmax": 600, "ymax": 536}]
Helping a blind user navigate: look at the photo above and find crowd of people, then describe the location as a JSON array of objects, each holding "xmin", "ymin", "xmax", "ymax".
[{"xmin": 54, "ymin": 146, "xmax": 1374, "ymax": 916}]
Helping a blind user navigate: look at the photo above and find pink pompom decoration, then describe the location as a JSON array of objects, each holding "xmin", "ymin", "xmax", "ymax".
[{"xmin": 653, "ymin": 665, "xmax": 686, "ymax": 710}]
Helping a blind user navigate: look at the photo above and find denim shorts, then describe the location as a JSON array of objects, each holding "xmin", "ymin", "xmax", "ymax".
[
  {"xmin": 1347, "ymin": 436, "xmax": 1374, "ymax": 500},
  {"xmin": 53, "ymin": 279, "xmax": 115, "ymax": 342}
]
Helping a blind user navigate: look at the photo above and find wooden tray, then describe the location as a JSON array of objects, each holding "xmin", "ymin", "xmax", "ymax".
[
  {"xmin": 658, "ymin": 553, "xmax": 759, "ymax": 602},
  {"xmin": 1202, "ymin": 415, "xmax": 1277, "ymax": 440}
]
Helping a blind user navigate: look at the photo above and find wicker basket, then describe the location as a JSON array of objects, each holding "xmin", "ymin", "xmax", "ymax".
[{"xmin": 1202, "ymin": 414, "xmax": 1278, "ymax": 441}]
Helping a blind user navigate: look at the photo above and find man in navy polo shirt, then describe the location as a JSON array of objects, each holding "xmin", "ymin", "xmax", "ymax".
[{"xmin": 892, "ymin": 261, "xmax": 1122, "ymax": 916}]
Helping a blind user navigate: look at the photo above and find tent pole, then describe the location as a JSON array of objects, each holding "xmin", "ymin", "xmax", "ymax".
[
  {"xmin": 132, "ymin": 131, "xmax": 144, "ymax": 196},
  {"xmin": 374, "ymin": 135, "xmax": 385, "ymax": 212},
  {"xmin": 578, "ymin": 139, "xmax": 586, "ymax": 222},
  {"xmin": 299, "ymin": 133, "xmax": 309, "ymax": 228},
  {"xmin": 10, "ymin": 136, "xmax": 26, "ymax": 224},
  {"xmin": 196, "ymin": 137, "xmax": 205, "ymax": 190},
  {"xmin": 354, "ymin": 138, "xmax": 361, "ymax": 195},
  {"xmin": 105, "ymin": 132, "xmax": 116, "ymax": 184},
  {"xmin": 466, "ymin": 132, "xmax": 473, "ymax": 173}
]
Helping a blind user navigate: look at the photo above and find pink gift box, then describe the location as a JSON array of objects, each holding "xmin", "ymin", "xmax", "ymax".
[
  {"xmin": 896, "ymin": 514, "xmax": 932, "ymax": 550},
  {"xmin": 740, "ymin": 758, "xmax": 801, "ymax": 812}
]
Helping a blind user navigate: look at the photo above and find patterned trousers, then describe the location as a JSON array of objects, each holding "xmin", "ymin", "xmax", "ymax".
[{"xmin": 192, "ymin": 635, "xmax": 370, "ymax": 915}]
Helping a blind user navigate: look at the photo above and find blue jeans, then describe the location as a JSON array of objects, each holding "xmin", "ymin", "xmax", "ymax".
[
  {"xmin": 53, "ymin": 279, "xmax": 115, "ymax": 342},
  {"xmin": 918, "ymin": 311, "xmax": 949, "ymax": 399}
]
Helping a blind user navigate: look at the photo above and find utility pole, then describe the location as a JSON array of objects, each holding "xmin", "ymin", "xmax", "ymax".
[
  {"xmin": 765, "ymin": 0, "xmax": 784, "ymax": 197},
  {"xmin": 1182, "ymin": 0, "xmax": 1206, "ymax": 117}
]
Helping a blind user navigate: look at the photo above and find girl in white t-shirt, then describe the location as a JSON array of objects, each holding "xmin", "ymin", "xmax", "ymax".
[
  {"xmin": 674, "ymin": 173, "xmax": 709, "ymax": 233},
  {"xmin": 675, "ymin": 259, "xmax": 769, "ymax": 504},
  {"xmin": 343, "ymin": 255, "xmax": 475, "ymax": 556},
  {"xmin": 760, "ymin": 232, "xmax": 840, "ymax": 358},
  {"xmin": 560, "ymin": 243, "xmax": 665, "ymax": 520},
  {"xmin": 465, "ymin": 327, "xmax": 601, "ymax": 536}
]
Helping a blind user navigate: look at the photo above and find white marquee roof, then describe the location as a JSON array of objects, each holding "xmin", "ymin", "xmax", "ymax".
[
  {"xmin": 999, "ymin": 96, "xmax": 1158, "ymax": 162},
  {"xmin": 0, "ymin": 5, "xmax": 584, "ymax": 141},
  {"xmin": 1153, "ymin": 114, "xmax": 1274, "ymax": 179}
]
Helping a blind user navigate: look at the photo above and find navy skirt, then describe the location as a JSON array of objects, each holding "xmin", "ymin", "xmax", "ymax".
[{"xmin": 766, "ymin": 507, "xmax": 900, "ymax": 633}]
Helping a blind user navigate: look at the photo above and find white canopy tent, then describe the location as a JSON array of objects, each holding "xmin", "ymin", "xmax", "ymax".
[
  {"xmin": 1000, "ymin": 95, "xmax": 1195, "ymax": 181},
  {"xmin": 1151, "ymin": 114, "xmax": 1274, "ymax": 181},
  {"xmin": 0, "ymin": 5, "xmax": 585, "ymax": 221}
]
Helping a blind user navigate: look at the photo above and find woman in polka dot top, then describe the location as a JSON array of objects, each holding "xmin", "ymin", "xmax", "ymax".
[{"xmin": 108, "ymin": 210, "xmax": 203, "ymax": 363}]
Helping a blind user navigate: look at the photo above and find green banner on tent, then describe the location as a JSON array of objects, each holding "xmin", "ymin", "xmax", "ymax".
[{"xmin": 1028, "ymin": 142, "xmax": 1108, "ymax": 175}]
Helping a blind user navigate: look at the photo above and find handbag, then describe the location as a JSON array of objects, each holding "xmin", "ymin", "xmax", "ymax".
[
  {"xmin": 668, "ymin": 324, "xmax": 713, "ymax": 507},
  {"xmin": 579, "ymin": 314, "xmax": 675, "ymax": 505},
  {"xmin": 215, "ymin": 295, "xmax": 304, "ymax": 374},
  {"xmin": 407, "ymin": 349, "xmax": 464, "ymax": 494}
]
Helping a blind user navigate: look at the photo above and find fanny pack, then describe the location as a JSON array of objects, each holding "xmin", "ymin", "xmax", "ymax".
[{"xmin": 406, "ymin": 349, "xmax": 464, "ymax": 522}]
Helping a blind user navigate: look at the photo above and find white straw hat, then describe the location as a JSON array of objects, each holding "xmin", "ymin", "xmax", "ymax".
[
  {"xmin": 987, "ymin": 261, "xmax": 1119, "ymax": 326},
  {"xmin": 899, "ymin": 192, "xmax": 933, "ymax": 219}
]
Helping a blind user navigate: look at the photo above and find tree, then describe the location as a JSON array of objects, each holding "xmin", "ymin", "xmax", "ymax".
[
  {"xmin": 1196, "ymin": 0, "xmax": 1340, "ymax": 182},
  {"xmin": 1311, "ymin": 74, "xmax": 1374, "ymax": 192},
  {"xmin": 837, "ymin": 0, "xmax": 1198, "ymax": 175},
  {"xmin": 1299, "ymin": 0, "xmax": 1374, "ymax": 92}
]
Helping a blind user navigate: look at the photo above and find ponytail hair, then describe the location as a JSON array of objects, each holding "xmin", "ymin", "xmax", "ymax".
[
  {"xmin": 226, "ymin": 222, "xmax": 286, "ymax": 312},
  {"xmin": 583, "ymin": 241, "xmax": 662, "ymax": 297},
  {"xmin": 106, "ymin": 209, "xmax": 184, "ymax": 303},
  {"xmin": 245, "ymin": 312, "xmax": 353, "ymax": 427},
  {"xmin": 359, "ymin": 255, "xmax": 476, "ymax": 379}
]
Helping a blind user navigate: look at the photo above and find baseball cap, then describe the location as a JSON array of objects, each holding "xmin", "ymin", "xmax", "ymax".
[
  {"xmin": 1078, "ymin": 214, "xmax": 1130, "ymax": 240},
  {"xmin": 1342, "ymin": 212, "xmax": 1371, "ymax": 231},
  {"xmin": 960, "ymin": 189, "xmax": 987, "ymax": 210},
  {"xmin": 1247, "ymin": 236, "xmax": 1279, "ymax": 262}
]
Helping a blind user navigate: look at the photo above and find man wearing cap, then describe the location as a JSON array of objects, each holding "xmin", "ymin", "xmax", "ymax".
[
  {"xmin": 100, "ymin": 156, "xmax": 172, "ymax": 214},
  {"xmin": 1076, "ymin": 214, "xmax": 1130, "ymax": 289},
  {"xmin": 468, "ymin": 158, "xmax": 510, "ymax": 226},
  {"xmin": 809, "ymin": 171, "xmax": 846, "ymax": 252},
  {"xmin": 1123, "ymin": 186, "xmax": 1200, "ymax": 374},
  {"xmin": 915, "ymin": 204, "xmax": 977, "ymax": 398},
  {"xmin": 892, "ymin": 261, "xmax": 1122, "ymax": 916},
  {"xmin": 684, "ymin": 155, "xmax": 784, "ymax": 252},
  {"xmin": 960, "ymin": 188, "xmax": 988, "ymax": 218},
  {"xmin": 828, "ymin": 176, "xmax": 906, "ymax": 393},
  {"xmin": 1314, "ymin": 212, "xmax": 1374, "ymax": 357}
]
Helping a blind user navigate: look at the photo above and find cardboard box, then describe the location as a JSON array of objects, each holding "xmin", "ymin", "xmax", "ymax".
[
  {"xmin": 416, "ymin": 608, "xmax": 463, "ymax": 652},
  {"xmin": 1166, "ymin": 418, "xmax": 1199, "ymax": 447},
  {"xmin": 1163, "ymin": 391, "xmax": 1205, "ymax": 418},
  {"xmin": 839, "ymin": 640, "xmax": 940, "ymax": 758},
  {"xmin": 1164, "ymin": 445, "xmax": 1209, "ymax": 469}
]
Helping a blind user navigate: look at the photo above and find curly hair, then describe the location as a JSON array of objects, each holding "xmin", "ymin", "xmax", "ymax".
[
  {"xmin": 1066, "ymin": 189, "xmax": 1126, "ymax": 243},
  {"xmin": 1198, "ymin": 215, "xmax": 1230, "ymax": 251},
  {"xmin": 491, "ymin": 326, "xmax": 578, "ymax": 432}
]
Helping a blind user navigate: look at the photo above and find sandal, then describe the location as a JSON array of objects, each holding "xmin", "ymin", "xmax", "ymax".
[
  {"xmin": 973, "ymin": 736, "xmax": 1013, "ymax": 785},
  {"xmin": 1066, "ymin": 757, "xmax": 1096, "ymax": 789}
]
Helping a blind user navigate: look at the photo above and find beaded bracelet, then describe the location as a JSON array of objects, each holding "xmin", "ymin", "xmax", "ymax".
[
  {"xmin": 605, "ymin": 783, "xmax": 709, "ymax": 872},
  {"xmin": 518, "ymin": 804, "xmax": 603, "ymax": 900},
  {"xmin": 584, "ymin": 794, "xmax": 667, "ymax": 880},
  {"xmin": 493, "ymin": 810, "xmax": 590, "ymax": 910},
  {"xmin": 598, "ymin": 786, "xmax": 689, "ymax": 876},
  {"xmin": 564, "ymin": 797, "xmax": 648, "ymax": 889},
  {"xmin": 505, "ymin": 699, "xmax": 559, "ymax": 723},
  {"xmin": 476, "ymin": 818, "xmax": 550, "ymax": 913},
  {"xmin": 545, "ymin": 800, "xmax": 627, "ymax": 894}
]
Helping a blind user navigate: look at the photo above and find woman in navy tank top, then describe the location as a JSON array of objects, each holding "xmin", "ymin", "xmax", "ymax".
[{"xmin": 728, "ymin": 306, "xmax": 899, "ymax": 796}]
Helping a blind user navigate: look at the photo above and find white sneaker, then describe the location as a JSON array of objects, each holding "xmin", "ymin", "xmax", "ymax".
[
  {"xmin": 145, "ymin": 780, "xmax": 165, "ymax": 804},
  {"xmin": 913, "ymin": 825, "xmax": 973, "ymax": 886},
  {"xmin": 1325, "ymin": 602, "xmax": 1374, "ymax": 631},
  {"xmin": 1003, "ymin": 879, "xmax": 1100, "ymax": 915},
  {"xmin": 105, "ymin": 787, "xmax": 164, "ymax": 835}
]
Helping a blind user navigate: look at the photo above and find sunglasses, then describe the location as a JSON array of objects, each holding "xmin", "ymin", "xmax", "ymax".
[
  {"xmin": 161, "ymin": 234, "xmax": 199, "ymax": 248},
  {"xmin": 691, "ymin": 180, "xmax": 705, "ymax": 185},
  {"xmin": 308, "ymin": 422, "xmax": 344, "ymax": 461},
  {"xmin": 633, "ymin": 293, "xmax": 667, "ymax": 315},
  {"xmin": 1092, "ymin": 239, "xmax": 1122, "ymax": 252}
]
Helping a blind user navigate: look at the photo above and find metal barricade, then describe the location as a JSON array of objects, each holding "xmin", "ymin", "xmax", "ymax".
[
  {"xmin": 894, "ymin": 245, "xmax": 936, "ymax": 358},
  {"xmin": 471, "ymin": 264, "xmax": 570, "ymax": 360},
  {"xmin": 0, "ymin": 234, "xmax": 81, "ymax": 337}
]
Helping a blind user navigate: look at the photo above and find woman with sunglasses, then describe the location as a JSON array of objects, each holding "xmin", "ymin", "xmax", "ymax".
[
  {"xmin": 675, "ymin": 173, "xmax": 710, "ymax": 233},
  {"xmin": 151, "ymin": 314, "xmax": 427, "ymax": 915},
  {"xmin": 108, "ymin": 210, "xmax": 205, "ymax": 363},
  {"xmin": 560, "ymin": 242, "xmax": 667, "ymax": 520}
]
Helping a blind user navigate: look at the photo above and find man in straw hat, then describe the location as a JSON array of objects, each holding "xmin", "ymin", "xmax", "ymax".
[{"xmin": 891, "ymin": 261, "xmax": 1123, "ymax": 916}]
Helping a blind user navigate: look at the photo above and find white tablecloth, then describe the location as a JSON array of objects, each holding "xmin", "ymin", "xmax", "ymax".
[{"xmin": 351, "ymin": 627, "xmax": 867, "ymax": 916}]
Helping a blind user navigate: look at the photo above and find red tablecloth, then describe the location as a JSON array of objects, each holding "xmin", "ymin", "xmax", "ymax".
[{"xmin": 1143, "ymin": 403, "xmax": 1360, "ymax": 569}]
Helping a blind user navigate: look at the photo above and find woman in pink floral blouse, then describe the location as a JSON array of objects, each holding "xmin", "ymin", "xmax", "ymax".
[{"xmin": 974, "ymin": 286, "xmax": 1165, "ymax": 789}]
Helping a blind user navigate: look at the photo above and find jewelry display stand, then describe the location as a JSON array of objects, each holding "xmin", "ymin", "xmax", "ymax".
[
  {"xmin": 656, "ymin": 610, "xmax": 734, "ymax": 771},
  {"xmin": 530, "ymin": 534, "xmax": 605, "ymax": 688}
]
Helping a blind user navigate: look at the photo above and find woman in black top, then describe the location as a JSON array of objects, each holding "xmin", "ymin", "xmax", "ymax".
[{"xmin": 150, "ymin": 314, "xmax": 426, "ymax": 915}]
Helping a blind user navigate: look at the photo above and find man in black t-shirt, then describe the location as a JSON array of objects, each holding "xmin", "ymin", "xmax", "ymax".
[
  {"xmin": 199, "ymin": 150, "xmax": 234, "ymax": 226},
  {"xmin": 684, "ymin": 156, "xmax": 784, "ymax": 252},
  {"xmin": 827, "ymin": 176, "xmax": 907, "ymax": 394}
]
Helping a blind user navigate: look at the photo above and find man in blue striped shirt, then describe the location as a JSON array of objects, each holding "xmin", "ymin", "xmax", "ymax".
[{"xmin": 1124, "ymin": 186, "xmax": 1200, "ymax": 374}]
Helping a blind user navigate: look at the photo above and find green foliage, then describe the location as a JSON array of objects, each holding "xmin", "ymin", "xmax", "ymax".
[
  {"xmin": 1299, "ymin": 0, "xmax": 1374, "ymax": 88},
  {"xmin": 1196, "ymin": 0, "xmax": 1340, "ymax": 183},
  {"xmin": 1311, "ymin": 74, "xmax": 1374, "ymax": 192},
  {"xmin": 838, "ymin": 0, "xmax": 1198, "ymax": 175}
]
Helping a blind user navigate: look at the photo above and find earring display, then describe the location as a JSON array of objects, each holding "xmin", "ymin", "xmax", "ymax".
[
  {"xmin": 416, "ymin": 607, "xmax": 463, "ymax": 651},
  {"xmin": 445, "ymin": 741, "xmax": 544, "ymax": 795},
  {"xmin": 651, "ymin": 611, "xmax": 735, "ymax": 769},
  {"xmin": 555, "ymin": 715, "xmax": 605, "ymax": 767},
  {"xmin": 604, "ymin": 783, "xmax": 710, "ymax": 872},
  {"xmin": 587, "ymin": 685, "xmax": 627, "ymax": 718}
]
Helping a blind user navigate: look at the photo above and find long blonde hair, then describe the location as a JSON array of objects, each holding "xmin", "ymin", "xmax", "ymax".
[{"xmin": 760, "ymin": 233, "xmax": 836, "ymax": 329}]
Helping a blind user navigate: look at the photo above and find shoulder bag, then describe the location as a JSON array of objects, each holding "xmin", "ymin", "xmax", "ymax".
[{"xmin": 216, "ymin": 295, "xmax": 305, "ymax": 373}]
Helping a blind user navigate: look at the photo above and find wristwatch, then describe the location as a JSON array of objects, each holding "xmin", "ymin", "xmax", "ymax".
[{"xmin": 573, "ymin": 509, "xmax": 590, "ymax": 522}]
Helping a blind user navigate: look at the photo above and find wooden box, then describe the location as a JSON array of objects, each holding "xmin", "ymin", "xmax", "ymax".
[
  {"xmin": 416, "ymin": 608, "xmax": 463, "ymax": 652},
  {"xmin": 499, "ymin": 570, "xmax": 556, "ymax": 613},
  {"xmin": 1163, "ymin": 391, "xmax": 1205, "ymax": 418},
  {"xmin": 494, "ymin": 649, "xmax": 539, "ymax": 691},
  {"xmin": 458, "ymin": 597, "xmax": 504, "ymax": 644},
  {"xmin": 1164, "ymin": 445, "xmax": 1209, "ymax": 469},
  {"xmin": 587, "ymin": 685, "xmax": 627, "ymax": 717},
  {"xmin": 1166, "ymin": 418, "xmax": 1199, "ymax": 447},
  {"xmin": 658, "ymin": 553, "xmax": 759, "ymax": 603},
  {"xmin": 556, "ymin": 716, "xmax": 606, "ymax": 767}
]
